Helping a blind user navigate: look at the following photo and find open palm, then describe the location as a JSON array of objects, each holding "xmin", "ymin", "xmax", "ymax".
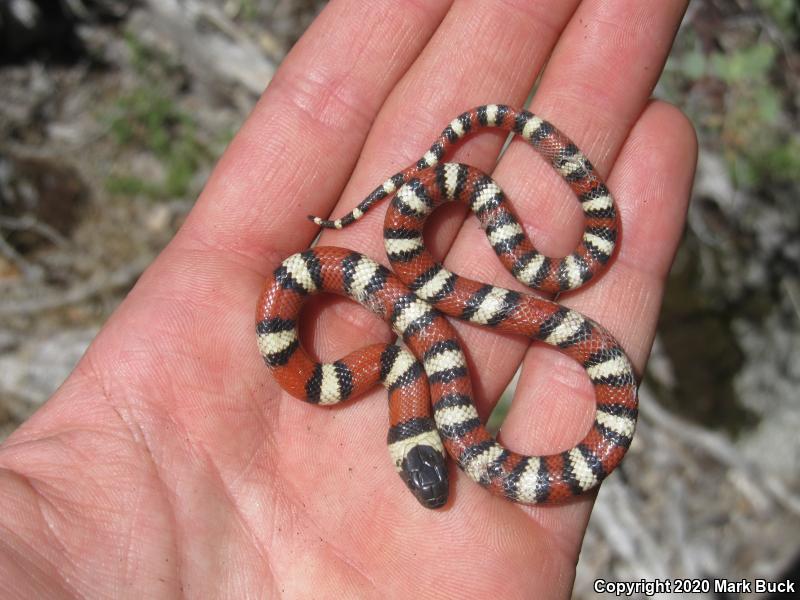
[{"xmin": 0, "ymin": 1, "xmax": 696, "ymax": 598}]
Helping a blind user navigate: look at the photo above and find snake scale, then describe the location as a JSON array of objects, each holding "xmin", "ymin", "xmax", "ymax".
[{"xmin": 256, "ymin": 105, "xmax": 638, "ymax": 509}]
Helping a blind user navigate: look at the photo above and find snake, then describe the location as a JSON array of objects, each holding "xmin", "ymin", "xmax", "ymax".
[{"xmin": 256, "ymin": 105, "xmax": 638, "ymax": 509}]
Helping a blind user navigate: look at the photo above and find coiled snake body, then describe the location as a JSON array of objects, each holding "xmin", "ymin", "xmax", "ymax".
[{"xmin": 256, "ymin": 105, "xmax": 638, "ymax": 509}]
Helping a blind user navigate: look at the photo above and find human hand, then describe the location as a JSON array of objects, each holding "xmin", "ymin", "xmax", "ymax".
[{"xmin": 0, "ymin": 1, "xmax": 696, "ymax": 597}]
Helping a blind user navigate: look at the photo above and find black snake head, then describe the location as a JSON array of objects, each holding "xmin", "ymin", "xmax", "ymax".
[{"xmin": 401, "ymin": 445, "xmax": 449, "ymax": 509}]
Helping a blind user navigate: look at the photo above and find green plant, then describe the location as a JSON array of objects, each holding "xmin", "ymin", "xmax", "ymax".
[
  {"xmin": 664, "ymin": 33, "xmax": 800, "ymax": 188},
  {"xmin": 755, "ymin": 0, "xmax": 800, "ymax": 37},
  {"xmin": 106, "ymin": 34, "xmax": 210, "ymax": 199}
]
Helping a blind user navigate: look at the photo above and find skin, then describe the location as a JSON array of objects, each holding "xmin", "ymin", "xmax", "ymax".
[{"xmin": 0, "ymin": 0, "xmax": 696, "ymax": 598}]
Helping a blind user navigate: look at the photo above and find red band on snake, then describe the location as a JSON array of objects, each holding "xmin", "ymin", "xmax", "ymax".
[{"xmin": 256, "ymin": 105, "xmax": 638, "ymax": 509}]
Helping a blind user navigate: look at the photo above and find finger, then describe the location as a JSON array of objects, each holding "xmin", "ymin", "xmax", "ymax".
[
  {"xmin": 176, "ymin": 0, "xmax": 454, "ymax": 270},
  {"xmin": 442, "ymin": 0, "xmax": 690, "ymax": 412},
  {"xmin": 502, "ymin": 0, "xmax": 691, "ymax": 256},
  {"xmin": 503, "ymin": 100, "xmax": 697, "ymax": 541}
]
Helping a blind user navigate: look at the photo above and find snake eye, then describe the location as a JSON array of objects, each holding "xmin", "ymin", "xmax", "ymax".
[{"xmin": 401, "ymin": 445, "xmax": 449, "ymax": 509}]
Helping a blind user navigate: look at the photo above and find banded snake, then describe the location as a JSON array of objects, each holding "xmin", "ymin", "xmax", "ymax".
[{"xmin": 256, "ymin": 105, "xmax": 638, "ymax": 509}]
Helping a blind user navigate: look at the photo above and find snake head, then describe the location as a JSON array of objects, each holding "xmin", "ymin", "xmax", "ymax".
[{"xmin": 401, "ymin": 445, "xmax": 449, "ymax": 509}]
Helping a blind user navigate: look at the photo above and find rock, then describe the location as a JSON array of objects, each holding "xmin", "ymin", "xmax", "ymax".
[{"xmin": 0, "ymin": 327, "xmax": 98, "ymax": 419}]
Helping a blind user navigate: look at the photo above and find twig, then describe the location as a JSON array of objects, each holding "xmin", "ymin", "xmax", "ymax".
[
  {"xmin": 0, "ymin": 255, "xmax": 151, "ymax": 316},
  {"xmin": 640, "ymin": 388, "xmax": 800, "ymax": 517},
  {"xmin": 0, "ymin": 233, "xmax": 44, "ymax": 281},
  {"xmin": 0, "ymin": 215, "xmax": 70, "ymax": 247}
]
